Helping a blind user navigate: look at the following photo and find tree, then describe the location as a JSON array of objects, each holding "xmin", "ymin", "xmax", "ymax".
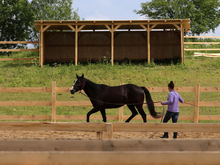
[
  {"xmin": 134, "ymin": 0, "xmax": 220, "ymax": 36},
  {"xmin": 0, "ymin": 0, "xmax": 34, "ymax": 52},
  {"xmin": 30, "ymin": 0, "xmax": 80, "ymax": 41},
  {"xmin": 31, "ymin": 0, "xmax": 80, "ymax": 21},
  {"xmin": 0, "ymin": 0, "xmax": 81, "ymax": 55}
]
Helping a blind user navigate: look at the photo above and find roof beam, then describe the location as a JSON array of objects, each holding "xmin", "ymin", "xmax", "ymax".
[
  {"xmin": 140, "ymin": 24, "xmax": 158, "ymax": 31},
  {"xmin": 105, "ymin": 25, "xmax": 121, "ymax": 32},
  {"xmin": 113, "ymin": 25, "xmax": 121, "ymax": 31},
  {"xmin": 105, "ymin": 25, "xmax": 112, "ymax": 32},
  {"xmin": 68, "ymin": 25, "xmax": 75, "ymax": 31},
  {"xmin": 42, "ymin": 25, "xmax": 51, "ymax": 33},
  {"xmin": 173, "ymin": 24, "xmax": 181, "ymax": 31},
  {"xmin": 77, "ymin": 25, "xmax": 85, "ymax": 32}
]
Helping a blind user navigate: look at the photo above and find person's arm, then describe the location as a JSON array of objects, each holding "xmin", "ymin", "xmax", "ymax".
[
  {"xmin": 179, "ymin": 96, "xmax": 184, "ymax": 103},
  {"xmin": 161, "ymin": 93, "xmax": 173, "ymax": 105}
]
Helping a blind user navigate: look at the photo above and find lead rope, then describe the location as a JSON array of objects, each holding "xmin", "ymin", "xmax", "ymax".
[
  {"xmin": 148, "ymin": 105, "xmax": 165, "ymax": 139},
  {"xmin": 161, "ymin": 105, "xmax": 165, "ymax": 123},
  {"xmin": 184, "ymin": 102, "xmax": 213, "ymax": 123}
]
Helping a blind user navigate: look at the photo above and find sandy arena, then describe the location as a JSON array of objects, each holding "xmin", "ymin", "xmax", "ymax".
[{"xmin": 1, "ymin": 130, "xmax": 220, "ymax": 140}]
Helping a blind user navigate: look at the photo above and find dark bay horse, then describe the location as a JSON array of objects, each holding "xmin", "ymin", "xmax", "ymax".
[{"xmin": 70, "ymin": 74, "xmax": 161, "ymax": 122}]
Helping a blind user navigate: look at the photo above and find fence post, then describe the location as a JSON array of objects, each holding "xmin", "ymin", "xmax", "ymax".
[
  {"xmin": 101, "ymin": 123, "xmax": 113, "ymax": 140},
  {"xmin": 119, "ymin": 82, "xmax": 124, "ymax": 123},
  {"xmin": 194, "ymin": 84, "xmax": 200, "ymax": 123},
  {"xmin": 52, "ymin": 81, "xmax": 56, "ymax": 122},
  {"xmin": 119, "ymin": 107, "xmax": 123, "ymax": 123}
]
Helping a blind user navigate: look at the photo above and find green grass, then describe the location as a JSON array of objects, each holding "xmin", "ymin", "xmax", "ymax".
[{"xmin": 0, "ymin": 50, "xmax": 220, "ymax": 123}]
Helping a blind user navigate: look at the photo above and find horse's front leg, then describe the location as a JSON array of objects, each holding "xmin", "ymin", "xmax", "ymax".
[
  {"xmin": 100, "ymin": 109, "xmax": 107, "ymax": 122},
  {"xmin": 87, "ymin": 107, "xmax": 100, "ymax": 122}
]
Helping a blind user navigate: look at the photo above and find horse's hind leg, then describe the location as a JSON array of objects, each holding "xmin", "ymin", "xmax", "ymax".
[
  {"xmin": 125, "ymin": 105, "xmax": 138, "ymax": 123},
  {"xmin": 136, "ymin": 105, "xmax": 147, "ymax": 123}
]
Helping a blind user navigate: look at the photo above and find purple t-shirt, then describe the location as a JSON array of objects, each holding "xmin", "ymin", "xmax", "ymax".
[{"xmin": 162, "ymin": 90, "xmax": 184, "ymax": 112}]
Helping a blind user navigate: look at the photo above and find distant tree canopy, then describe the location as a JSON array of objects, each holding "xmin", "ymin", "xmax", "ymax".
[
  {"xmin": 0, "ymin": 0, "xmax": 80, "ymax": 52},
  {"xmin": 0, "ymin": 0, "xmax": 33, "ymax": 50},
  {"xmin": 31, "ymin": 0, "xmax": 80, "ymax": 21},
  {"xmin": 134, "ymin": 0, "xmax": 220, "ymax": 36},
  {"xmin": 30, "ymin": 0, "xmax": 80, "ymax": 41}
]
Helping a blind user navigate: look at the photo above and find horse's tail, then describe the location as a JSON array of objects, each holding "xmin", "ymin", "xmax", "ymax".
[{"xmin": 141, "ymin": 87, "xmax": 161, "ymax": 119}]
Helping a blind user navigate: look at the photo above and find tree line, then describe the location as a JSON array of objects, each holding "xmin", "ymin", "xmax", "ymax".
[
  {"xmin": 135, "ymin": 0, "xmax": 220, "ymax": 36},
  {"xmin": 0, "ymin": 0, "xmax": 80, "ymax": 51}
]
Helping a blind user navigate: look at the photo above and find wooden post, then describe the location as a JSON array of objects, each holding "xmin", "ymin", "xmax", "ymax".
[
  {"xmin": 96, "ymin": 132, "xmax": 101, "ymax": 140},
  {"xmin": 105, "ymin": 24, "xmax": 121, "ymax": 66},
  {"xmin": 39, "ymin": 25, "xmax": 50, "ymax": 67},
  {"xmin": 52, "ymin": 81, "xmax": 56, "ymax": 122},
  {"xmin": 101, "ymin": 123, "xmax": 113, "ymax": 140},
  {"xmin": 73, "ymin": 25, "xmax": 85, "ymax": 66},
  {"xmin": 180, "ymin": 23, "xmax": 184, "ymax": 64},
  {"xmin": 140, "ymin": 24, "xmax": 157, "ymax": 64},
  {"xmin": 111, "ymin": 24, "xmax": 114, "ymax": 66},
  {"xmin": 194, "ymin": 84, "xmax": 200, "ymax": 123},
  {"xmin": 40, "ymin": 25, "xmax": 43, "ymax": 67},
  {"xmin": 173, "ymin": 23, "xmax": 184, "ymax": 64},
  {"xmin": 119, "ymin": 107, "xmax": 123, "ymax": 123},
  {"xmin": 119, "ymin": 82, "xmax": 124, "ymax": 122},
  {"xmin": 39, "ymin": 31, "xmax": 41, "ymax": 66},
  {"xmin": 75, "ymin": 25, "xmax": 78, "ymax": 66},
  {"xmin": 147, "ymin": 24, "xmax": 150, "ymax": 64},
  {"xmin": 106, "ymin": 123, "xmax": 113, "ymax": 139}
]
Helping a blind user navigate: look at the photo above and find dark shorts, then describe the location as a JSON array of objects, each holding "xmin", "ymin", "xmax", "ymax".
[{"xmin": 163, "ymin": 111, "xmax": 179, "ymax": 123}]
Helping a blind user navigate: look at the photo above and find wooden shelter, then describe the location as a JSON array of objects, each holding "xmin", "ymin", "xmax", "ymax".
[{"xmin": 35, "ymin": 19, "xmax": 190, "ymax": 66}]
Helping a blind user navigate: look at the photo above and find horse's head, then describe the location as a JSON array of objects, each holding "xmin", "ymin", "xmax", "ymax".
[{"xmin": 70, "ymin": 74, "xmax": 85, "ymax": 94}]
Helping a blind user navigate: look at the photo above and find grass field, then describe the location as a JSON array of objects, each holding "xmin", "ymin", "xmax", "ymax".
[{"xmin": 0, "ymin": 48, "xmax": 220, "ymax": 123}]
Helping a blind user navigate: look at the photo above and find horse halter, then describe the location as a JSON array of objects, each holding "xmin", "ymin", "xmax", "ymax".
[{"xmin": 74, "ymin": 79, "xmax": 86, "ymax": 92}]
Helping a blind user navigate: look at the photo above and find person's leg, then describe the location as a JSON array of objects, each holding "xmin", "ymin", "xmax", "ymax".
[
  {"xmin": 171, "ymin": 112, "xmax": 179, "ymax": 123},
  {"xmin": 160, "ymin": 111, "xmax": 172, "ymax": 138},
  {"xmin": 163, "ymin": 111, "xmax": 172, "ymax": 123},
  {"xmin": 172, "ymin": 112, "xmax": 179, "ymax": 139}
]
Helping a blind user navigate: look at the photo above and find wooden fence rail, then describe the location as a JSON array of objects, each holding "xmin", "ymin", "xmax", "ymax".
[
  {"xmin": 1, "ymin": 139, "xmax": 220, "ymax": 151},
  {"xmin": 0, "ymin": 41, "xmax": 39, "ymax": 62},
  {"xmin": 0, "ymin": 82, "xmax": 220, "ymax": 123},
  {"xmin": 0, "ymin": 122, "xmax": 220, "ymax": 134},
  {"xmin": 1, "ymin": 122, "xmax": 220, "ymax": 139},
  {"xmin": 1, "ymin": 151, "xmax": 220, "ymax": 165},
  {"xmin": 0, "ymin": 41, "xmax": 39, "ymax": 52},
  {"xmin": 1, "ymin": 122, "xmax": 220, "ymax": 164},
  {"xmin": 1, "ymin": 139, "xmax": 220, "ymax": 165},
  {"xmin": 184, "ymin": 36, "xmax": 220, "ymax": 51}
]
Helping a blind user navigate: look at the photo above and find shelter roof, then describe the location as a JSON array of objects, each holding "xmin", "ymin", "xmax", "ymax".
[{"xmin": 35, "ymin": 19, "xmax": 190, "ymax": 31}]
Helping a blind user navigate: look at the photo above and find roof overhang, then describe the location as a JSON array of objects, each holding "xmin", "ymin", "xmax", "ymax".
[{"xmin": 35, "ymin": 19, "xmax": 190, "ymax": 32}]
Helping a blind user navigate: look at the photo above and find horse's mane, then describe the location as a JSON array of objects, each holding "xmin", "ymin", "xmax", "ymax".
[{"xmin": 84, "ymin": 78, "xmax": 109, "ymax": 87}]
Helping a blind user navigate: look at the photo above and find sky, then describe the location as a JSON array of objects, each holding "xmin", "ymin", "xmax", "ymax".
[{"xmin": 72, "ymin": 0, "xmax": 220, "ymax": 36}]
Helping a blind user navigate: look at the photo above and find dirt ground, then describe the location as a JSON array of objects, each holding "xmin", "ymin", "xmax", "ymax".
[{"xmin": 0, "ymin": 130, "xmax": 220, "ymax": 140}]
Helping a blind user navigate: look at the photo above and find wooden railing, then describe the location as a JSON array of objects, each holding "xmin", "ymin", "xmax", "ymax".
[
  {"xmin": 1, "ymin": 121, "xmax": 220, "ymax": 136},
  {"xmin": 1, "ymin": 122, "xmax": 220, "ymax": 164},
  {"xmin": 184, "ymin": 36, "xmax": 220, "ymax": 51},
  {"xmin": 0, "ymin": 41, "xmax": 39, "ymax": 61},
  {"xmin": 0, "ymin": 82, "xmax": 220, "ymax": 123},
  {"xmin": 1, "ymin": 138, "xmax": 220, "ymax": 164}
]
